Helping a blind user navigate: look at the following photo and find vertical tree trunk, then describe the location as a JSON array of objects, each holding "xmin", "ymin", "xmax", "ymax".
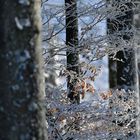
[
  {"xmin": 108, "ymin": 1, "xmax": 137, "ymax": 90},
  {"xmin": 107, "ymin": 17, "xmax": 117, "ymax": 89},
  {"xmin": 0, "ymin": 0, "xmax": 47, "ymax": 140},
  {"xmin": 108, "ymin": 0, "xmax": 139, "ymax": 139},
  {"xmin": 116, "ymin": 2, "xmax": 137, "ymax": 90},
  {"xmin": 133, "ymin": 1, "xmax": 140, "ymax": 138},
  {"xmin": 65, "ymin": 0, "xmax": 80, "ymax": 104}
]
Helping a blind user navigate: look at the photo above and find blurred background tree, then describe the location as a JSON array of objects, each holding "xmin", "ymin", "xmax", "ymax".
[{"xmin": 0, "ymin": 0, "xmax": 47, "ymax": 139}]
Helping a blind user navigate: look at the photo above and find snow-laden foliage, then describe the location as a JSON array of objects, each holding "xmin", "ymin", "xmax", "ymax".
[
  {"xmin": 41, "ymin": 0, "xmax": 140, "ymax": 139},
  {"xmin": 45, "ymin": 88, "xmax": 138, "ymax": 140}
]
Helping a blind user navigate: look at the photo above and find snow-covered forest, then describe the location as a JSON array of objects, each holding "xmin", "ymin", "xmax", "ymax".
[{"xmin": 0, "ymin": 0, "xmax": 140, "ymax": 140}]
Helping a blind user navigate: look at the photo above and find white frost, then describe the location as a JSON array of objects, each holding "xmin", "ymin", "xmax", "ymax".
[
  {"xmin": 28, "ymin": 102, "xmax": 38, "ymax": 111},
  {"xmin": 23, "ymin": 50, "xmax": 31, "ymax": 59},
  {"xmin": 18, "ymin": 0, "xmax": 30, "ymax": 6},
  {"xmin": 15, "ymin": 50, "xmax": 31, "ymax": 62},
  {"xmin": 15, "ymin": 17, "xmax": 23, "ymax": 30},
  {"xmin": 15, "ymin": 17, "xmax": 31, "ymax": 30},
  {"xmin": 11, "ymin": 85, "xmax": 20, "ymax": 91}
]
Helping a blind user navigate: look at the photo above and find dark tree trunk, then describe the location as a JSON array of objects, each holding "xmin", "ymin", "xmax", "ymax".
[
  {"xmin": 107, "ymin": 18, "xmax": 117, "ymax": 89},
  {"xmin": 116, "ymin": 2, "xmax": 136, "ymax": 90},
  {"xmin": 133, "ymin": 1, "xmax": 140, "ymax": 138},
  {"xmin": 0, "ymin": 1, "xmax": 47, "ymax": 140},
  {"xmin": 108, "ymin": 1, "xmax": 137, "ymax": 90},
  {"xmin": 107, "ymin": 0, "xmax": 139, "ymax": 139},
  {"xmin": 65, "ymin": 0, "xmax": 80, "ymax": 104}
]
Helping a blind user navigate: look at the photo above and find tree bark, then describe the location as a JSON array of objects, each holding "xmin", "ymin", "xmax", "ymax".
[
  {"xmin": 65, "ymin": 0, "xmax": 80, "ymax": 104},
  {"xmin": 108, "ymin": 1, "xmax": 137, "ymax": 90},
  {"xmin": 133, "ymin": 1, "xmax": 140, "ymax": 138},
  {"xmin": 0, "ymin": 0, "xmax": 47, "ymax": 139},
  {"xmin": 107, "ymin": 17, "xmax": 117, "ymax": 89},
  {"xmin": 116, "ymin": 2, "xmax": 136, "ymax": 90},
  {"xmin": 108, "ymin": 0, "xmax": 139, "ymax": 139}
]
